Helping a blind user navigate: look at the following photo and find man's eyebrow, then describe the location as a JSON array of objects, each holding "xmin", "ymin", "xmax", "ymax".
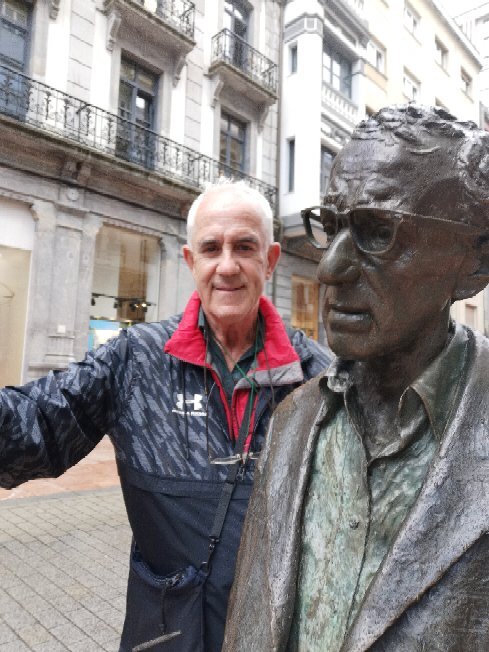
[
  {"xmin": 196, "ymin": 234, "xmax": 260, "ymax": 249},
  {"xmin": 196, "ymin": 237, "xmax": 220, "ymax": 248},
  {"xmin": 234, "ymin": 235, "xmax": 260, "ymax": 244}
]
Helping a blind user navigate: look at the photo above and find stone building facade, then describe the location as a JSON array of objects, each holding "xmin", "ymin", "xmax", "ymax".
[
  {"xmin": 279, "ymin": 0, "xmax": 487, "ymax": 339},
  {"xmin": 0, "ymin": 0, "xmax": 281, "ymax": 386}
]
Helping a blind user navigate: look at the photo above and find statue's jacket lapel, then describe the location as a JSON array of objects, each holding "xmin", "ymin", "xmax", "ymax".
[
  {"xmin": 224, "ymin": 327, "xmax": 489, "ymax": 651},
  {"xmin": 343, "ymin": 328, "xmax": 489, "ymax": 650}
]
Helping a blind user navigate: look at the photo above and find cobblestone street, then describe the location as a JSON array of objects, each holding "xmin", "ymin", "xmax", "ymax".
[{"xmin": 0, "ymin": 441, "xmax": 131, "ymax": 651}]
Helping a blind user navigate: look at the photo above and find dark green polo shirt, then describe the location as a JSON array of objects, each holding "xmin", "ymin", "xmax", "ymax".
[{"xmin": 199, "ymin": 309, "xmax": 264, "ymax": 404}]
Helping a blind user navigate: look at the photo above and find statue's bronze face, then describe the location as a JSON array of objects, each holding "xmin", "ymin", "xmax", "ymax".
[{"xmin": 318, "ymin": 139, "xmax": 472, "ymax": 361}]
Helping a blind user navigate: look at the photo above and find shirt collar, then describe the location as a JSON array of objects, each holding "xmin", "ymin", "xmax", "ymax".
[
  {"xmin": 323, "ymin": 321, "xmax": 469, "ymax": 442},
  {"xmin": 198, "ymin": 306, "xmax": 265, "ymax": 353},
  {"xmin": 409, "ymin": 320, "xmax": 468, "ymax": 440}
]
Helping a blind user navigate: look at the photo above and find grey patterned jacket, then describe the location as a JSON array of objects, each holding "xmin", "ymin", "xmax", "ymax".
[{"xmin": 0, "ymin": 291, "xmax": 330, "ymax": 651}]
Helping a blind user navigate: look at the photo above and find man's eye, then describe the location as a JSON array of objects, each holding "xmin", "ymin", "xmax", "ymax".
[
  {"xmin": 373, "ymin": 225, "xmax": 394, "ymax": 240},
  {"xmin": 201, "ymin": 244, "xmax": 219, "ymax": 254}
]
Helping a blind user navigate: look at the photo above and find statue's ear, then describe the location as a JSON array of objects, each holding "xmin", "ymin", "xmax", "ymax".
[{"xmin": 452, "ymin": 237, "xmax": 489, "ymax": 300}]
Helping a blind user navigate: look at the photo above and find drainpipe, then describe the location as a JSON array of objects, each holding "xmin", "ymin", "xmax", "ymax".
[{"xmin": 272, "ymin": 0, "xmax": 285, "ymax": 307}]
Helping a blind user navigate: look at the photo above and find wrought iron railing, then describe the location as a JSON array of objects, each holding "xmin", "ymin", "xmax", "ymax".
[
  {"xmin": 135, "ymin": 0, "xmax": 195, "ymax": 38},
  {"xmin": 211, "ymin": 29, "xmax": 278, "ymax": 96},
  {"xmin": 0, "ymin": 64, "xmax": 276, "ymax": 208}
]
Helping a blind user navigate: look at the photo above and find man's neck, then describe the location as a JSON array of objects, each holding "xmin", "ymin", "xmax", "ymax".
[
  {"xmin": 206, "ymin": 314, "xmax": 259, "ymax": 369},
  {"xmin": 351, "ymin": 311, "xmax": 451, "ymax": 434}
]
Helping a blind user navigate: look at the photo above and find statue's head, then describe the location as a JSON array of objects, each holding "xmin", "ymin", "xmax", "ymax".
[{"xmin": 303, "ymin": 104, "xmax": 489, "ymax": 360}]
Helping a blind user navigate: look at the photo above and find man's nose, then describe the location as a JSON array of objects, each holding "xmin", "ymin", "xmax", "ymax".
[
  {"xmin": 317, "ymin": 229, "xmax": 360, "ymax": 285},
  {"xmin": 216, "ymin": 248, "xmax": 239, "ymax": 274}
]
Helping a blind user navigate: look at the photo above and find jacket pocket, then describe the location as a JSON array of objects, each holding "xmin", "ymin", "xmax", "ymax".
[{"xmin": 120, "ymin": 544, "xmax": 207, "ymax": 652}]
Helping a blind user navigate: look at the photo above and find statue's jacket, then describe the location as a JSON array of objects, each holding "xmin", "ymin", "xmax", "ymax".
[{"xmin": 223, "ymin": 323, "xmax": 489, "ymax": 652}]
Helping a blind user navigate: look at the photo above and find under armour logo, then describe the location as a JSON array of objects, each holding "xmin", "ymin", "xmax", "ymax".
[{"xmin": 175, "ymin": 394, "xmax": 203, "ymax": 411}]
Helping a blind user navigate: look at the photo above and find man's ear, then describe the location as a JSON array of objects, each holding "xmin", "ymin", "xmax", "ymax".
[
  {"xmin": 452, "ymin": 239, "xmax": 489, "ymax": 300},
  {"xmin": 266, "ymin": 242, "xmax": 281, "ymax": 279},
  {"xmin": 182, "ymin": 245, "xmax": 194, "ymax": 273}
]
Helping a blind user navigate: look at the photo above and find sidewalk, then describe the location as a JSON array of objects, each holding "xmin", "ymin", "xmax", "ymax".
[{"xmin": 0, "ymin": 440, "xmax": 132, "ymax": 651}]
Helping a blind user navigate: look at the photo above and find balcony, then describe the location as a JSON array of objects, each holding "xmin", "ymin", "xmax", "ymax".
[
  {"xmin": 208, "ymin": 29, "xmax": 278, "ymax": 109},
  {"xmin": 322, "ymin": 83, "xmax": 359, "ymax": 128},
  {"xmin": 134, "ymin": 0, "xmax": 195, "ymax": 38},
  {"xmin": 0, "ymin": 65, "xmax": 276, "ymax": 209},
  {"xmin": 103, "ymin": 0, "xmax": 195, "ymax": 82}
]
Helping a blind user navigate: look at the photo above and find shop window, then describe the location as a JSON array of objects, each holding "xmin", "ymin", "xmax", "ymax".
[
  {"xmin": 0, "ymin": 201, "xmax": 34, "ymax": 386},
  {"xmin": 89, "ymin": 226, "xmax": 160, "ymax": 350},
  {"xmin": 0, "ymin": 245, "xmax": 30, "ymax": 386},
  {"xmin": 220, "ymin": 111, "xmax": 247, "ymax": 173},
  {"xmin": 291, "ymin": 275, "xmax": 319, "ymax": 340}
]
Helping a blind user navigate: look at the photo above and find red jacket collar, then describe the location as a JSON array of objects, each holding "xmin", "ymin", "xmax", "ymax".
[{"xmin": 164, "ymin": 291, "xmax": 300, "ymax": 370}]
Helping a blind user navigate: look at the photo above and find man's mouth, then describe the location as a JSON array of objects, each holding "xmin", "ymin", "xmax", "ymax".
[{"xmin": 327, "ymin": 304, "xmax": 372, "ymax": 331}]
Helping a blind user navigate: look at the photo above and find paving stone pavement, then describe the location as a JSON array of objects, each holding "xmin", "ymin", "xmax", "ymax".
[{"xmin": 0, "ymin": 488, "xmax": 132, "ymax": 651}]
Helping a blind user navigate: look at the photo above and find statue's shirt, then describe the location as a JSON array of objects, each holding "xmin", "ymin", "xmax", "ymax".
[{"xmin": 288, "ymin": 323, "xmax": 466, "ymax": 652}]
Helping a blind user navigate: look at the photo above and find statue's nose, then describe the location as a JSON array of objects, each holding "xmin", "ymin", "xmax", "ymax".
[{"xmin": 317, "ymin": 229, "xmax": 360, "ymax": 285}]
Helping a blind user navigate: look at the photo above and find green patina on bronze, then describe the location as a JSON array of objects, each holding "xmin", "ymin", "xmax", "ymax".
[
  {"xmin": 289, "ymin": 323, "xmax": 466, "ymax": 650},
  {"xmin": 223, "ymin": 104, "xmax": 489, "ymax": 652}
]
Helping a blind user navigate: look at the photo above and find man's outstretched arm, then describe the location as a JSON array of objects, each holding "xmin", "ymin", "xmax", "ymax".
[{"xmin": 0, "ymin": 330, "xmax": 134, "ymax": 488}]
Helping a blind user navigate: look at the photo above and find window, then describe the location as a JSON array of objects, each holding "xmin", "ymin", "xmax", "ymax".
[
  {"xmin": 0, "ymin": 202, "xmax": 34, "ymax": 386},
  {"xmin": 0, "ymin": 0, "xmax": 31, "ymax": 71},
  {"xmin": 464, "ymin": 304, "xmax": 477, "ymax": 329},
  {"xmin": 323, "ymin": 43, "xmax": 352, "ymax": 98},
  {"xmin": 90, "ymin": 226, "xmax": 160, "ymax": 349},
  {"xmin": 223, "ymin": 0, "xmax": 251, "ymax": 70},
  {"xmin": 220, "ymin": 111, "xmax": 247, "ymax": 172},
  {"xmin": 291, "ymin": 276, "xmax": 319, "ymax": 340},
  {"xmin": 403, "ymin": 70, "xmax": 419, "ymax": 101},
  {"xmin": 461, "ymin": 68, "xmax": 472, "ymax": 96},
  {"xmin": 435, "ymin": 38, "xmax": 448, "ymax": 70},
  {"xmin": 320, "ymin": 147, "xmax": 335, "ymax": 197},
  {"xmin": 116, "ymin": 58, "xmax": 158, "ymax": 167},
  {"xmin": 290, "ymin": 44, "xmax": 298, "ymax": 74},
  {"xmin": 288, "ymin": 138, "xmax": 295, "ymax": 192},
  {"xmin": 366, "ymin": 40, "xmax": 385, "ymax": 74},
  {"xmin": 404, "ymin": 3, "xmax": 419, "ymax": 37},
  {"xmin": 224, "ymin": 0, "xmax": 250, "ymax": 40}
]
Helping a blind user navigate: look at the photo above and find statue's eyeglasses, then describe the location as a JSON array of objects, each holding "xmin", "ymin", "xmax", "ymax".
[{"xmin": 301, "ymin": 205, "xmax": 479, "ymax": 256}]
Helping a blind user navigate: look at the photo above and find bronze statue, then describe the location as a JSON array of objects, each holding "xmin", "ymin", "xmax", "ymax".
[{"xmin": 223, "ymin": 104, "xmax": 489, "ymax": 651}]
